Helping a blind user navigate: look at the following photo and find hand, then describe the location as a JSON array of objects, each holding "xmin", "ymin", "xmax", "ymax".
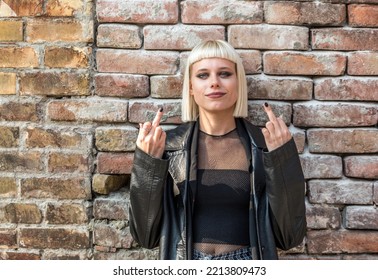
[
  {"xmin": 262, "ymin": 103, "xmax": 292, "ymax": 152},
  {"xmin": 136, "ymin": 108, "xmax": 166, "ymax": 158}
]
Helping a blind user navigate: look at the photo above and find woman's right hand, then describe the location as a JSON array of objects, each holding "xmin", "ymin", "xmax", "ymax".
[{"xmin": 136, "ymin": 108, "xmax": 166, "ymax": 159}]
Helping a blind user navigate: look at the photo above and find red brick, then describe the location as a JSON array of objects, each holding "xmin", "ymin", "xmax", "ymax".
[
  {"xmin": 308, "ymin": 129, "xmax": 378, "ymax": 153},
  {"xmin": 0, "ymin": 101, "xmax": 40, "ymax": 122},
  {"xmin": 94, "ymin": 223, "xmax": 133, "ymax": 249},
  {"xmin": 0, "ymin": 20, "xmax": 23, "ymax": 42},
  {"xmin": 375, "ymin": 182, "xmax": 378, "ymax": 204},
  {"xmin": 293, "ymin": 102, "xmax": 377, "ymax": 127},
  {"xmin": 47, "ymin": 99, "xmax": 128, "ymax": 123},
  {"xmin": 96, "ymin": 0, "xmax": 178, "ymax": 23},
  {"xmin": 0, "ymin": 177, "xmax": 17, "ymax": 198},
  {"xmin": 306, "ymin": 204, "xmax": 341, "ymax": 229},
  {"xmin": 20, "ymin": 72, "xmax": 90, "ymax": 96},
  {"xmin": 247, "ymin": 76, "xmax": 312, "ymax": 100},
  {"xmin": 300, "ymin": 154, "xmax": 343, "ymax": 179},
  {"xmin": 0, "ymin": 151, "xmax": 43, "ymax": 172},
  {"xmin": 264, "ymin": 52, "xmax": 346, "ymax": 76},
  {"xmin": 229, "ymin": 25, "xmax": 308, "ymax": 50},
  {"xmin": 45, "ymin": 47, "xmax": 90, "ymax": 68},
  {"xmin": 92, "ymin": 174, "xmax": 129, "ymax": 194},
  {"xmin": 237, "ymin": 50, "xmax": 262, "ymax": 74},
  {"xmin": 1, "ymin": 252, "xmax": 40, "ymax": 260},
  {"xmin": 97, "ymin": 24, "xmax": 142, "ymax": 48},
  {"xmin": 144, "ymin": 25, "xmax": 224, "ymax": 50},
  {"xmin": 0, "ymin": 229, "xmax": 17, "ymax": 248},
  {"xmin": 150, "ymin": 75, "xmax": 183, "ymax": 99},
  {"xmin": 315, "ymin": 77, "xmax": 378, "ymax": 101},
  {"xmin": 349, "ymin": 4, "xmax": 378, "ymax": 27},
  {"xmin": 95, "ymin": 127, "xmax": 138, "ymax": 152},
  {"xmin": 46, "ymin": 0, "xmax": 84, "ymax": 17},
  {"xmin": 308, "ymin": 179, "xmax": 373, "ymax": 204},
  {"xmin": 307, "ymin": 230, "xmax": 378, "ymax": 254},
  {"xmin": 97, "ymin": 49, "xmax": 178, "ymax": 75},
  {"xmin": 20, "ymin": 228, "xmax": 90, "ymax": 249},
  {"xmin": 348, "ymin": 52, "xmax": 378, "ymax": 75},
  {"xmin": 1, "ymin": 0, "xmax": 43, "ymax": 16},
  {"xmin": 5, "ymin": 203, "xmax": 42, "ymax": 224},
  {"xmin": 0, "ymin": 47, "xmax": 38, "ymax": 68},
  {"xmin": 48, "ymin": 152, "xmax": 89, "ymax": 173},
  {"xmin": 97, "ymin": 152, "xmax": 134, "ymax": 174},
  {"xmin": 312, "ymin": 28, "xmax": 378, "ymax": 51},
  {"xmin": 94, "ymin": 198, "xmax": 128, "ymax": 220},
  {"xmin": 21, "ymin": 177, "xmax": 91, "ymax": 199},
  {"xmin": 345, "ymin": 206, "xmax": 378, "ymax": 230},
  {"xmin": 129, "ymin": 101, "xmax": 182, "ymax": 124},
  {"xmin": 265, "ymin": 2, "xmax": 345, "ymax": 26},
  {"xmin": 46, "ymin": 203, "xmax": 89, "ymax": 224},
  {"xmin": 0, "ymin": 72, "xmax": 16, "ymax": 95},
  {"xmin": 291, "ymin": 128, "xmax": 306, "ymax": 154},
  {"xmin": 94, "ymin": 74, "xmax": 149, "ymax": 98},
  {"xmin": 344, "ymin": 156, "xmax": 378, "ymax": 179},
  {"xmin": 247, "ymin": 101, "xmax": 292, "ymax": 127},
  {"xmin": 181, "ymin": 0, "xmax": 263, "ymax": 24}
]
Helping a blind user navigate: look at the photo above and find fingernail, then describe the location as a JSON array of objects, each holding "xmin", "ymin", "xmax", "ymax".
[
  {"xmin": 264, "ymin": 102, "xmax": 269, "ymax": 108},
  {"xmin": 159, "ymin": 107, "xmax": 163, "ymax": 112}
]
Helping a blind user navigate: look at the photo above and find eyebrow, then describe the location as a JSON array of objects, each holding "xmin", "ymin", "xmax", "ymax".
[{"xmin": 195, "ymin": 66, "xmax": 234, "ymax": 72}]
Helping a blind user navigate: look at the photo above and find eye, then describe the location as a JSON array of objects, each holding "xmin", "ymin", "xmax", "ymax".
[
  {"xmin": 196, "ymin": 72, "xmax": 208, "ymax": 79},
  {"xmin": 219, "ymin": 71, "xmax": 233, "ymax": 78}
]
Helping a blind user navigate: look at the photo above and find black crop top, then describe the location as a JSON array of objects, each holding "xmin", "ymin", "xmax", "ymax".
[{"xmin": 193, "ymin": 129, "xmax": 251, "ymax": 252}]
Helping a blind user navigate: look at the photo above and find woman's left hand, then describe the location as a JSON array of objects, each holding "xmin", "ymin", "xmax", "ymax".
[{"xmin": 261, "ymin": 103, "xmax": 292, "ymax": 152}]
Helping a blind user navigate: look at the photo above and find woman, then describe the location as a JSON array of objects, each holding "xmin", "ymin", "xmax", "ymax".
[{"xmin": 129, "ymin": 40, "xmax": 306, "ymax": 260}]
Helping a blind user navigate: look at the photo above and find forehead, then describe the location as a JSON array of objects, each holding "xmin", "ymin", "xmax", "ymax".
[{"xmin": 191, "ymin": 58, "xmax": 236, "ymax": 71}]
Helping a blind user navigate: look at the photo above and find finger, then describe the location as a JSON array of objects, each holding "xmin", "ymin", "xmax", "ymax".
[
  {"xmin": 263, "ymin": 102, "xmax": 278, "ymax": 124},
  {"xmin": 137, "ymin": 122, "xmax": 152, "ymax": 142},
  {"xmin": 152, "ymin": 107, "xmax": 164, "ymax": 128}
]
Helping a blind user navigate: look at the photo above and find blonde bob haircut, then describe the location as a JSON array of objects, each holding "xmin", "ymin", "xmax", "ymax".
[{"xmin": 181, "ymin": 40, "xmax": 248, "ymax": 122}]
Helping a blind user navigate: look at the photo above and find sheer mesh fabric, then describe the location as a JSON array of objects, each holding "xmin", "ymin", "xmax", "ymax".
[{"xmin": 193, "ymin": 129, "xmax": 251, "ymax": 257}]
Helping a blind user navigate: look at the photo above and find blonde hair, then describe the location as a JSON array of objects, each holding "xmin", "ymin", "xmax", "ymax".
[{"xmin": 181, "ymin": 40, "xmax": 248, "ymax": 122}]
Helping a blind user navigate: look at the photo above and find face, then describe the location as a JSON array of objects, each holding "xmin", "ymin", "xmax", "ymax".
[{"xmin": 190, "ymin": 58, "xmax": 238, "ymax": 117}]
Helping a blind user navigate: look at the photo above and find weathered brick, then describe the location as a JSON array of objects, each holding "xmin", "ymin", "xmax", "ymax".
[
  {"xmin": 46, "ymin": 0, "xmax": 84, "ymax": 16},
  {"xmin": 181, "ymin": 0, "xmax": 263, "ymax": 24},
  {"xmin": 348, "ymin": 52, "xmax": 378, "ymax": 75},
  {"xmin": 307, "ymin": 230, "xmax": 378, "ymax": 254},
  {"xmin": 46, "ymin": 203, "xmax": 89, "ymax": 224},
  {"xmin": 0, "ymin": 126, "xmax": 19, "ymax": 148},
  {"xmin": 312, "ymin": 28, "xmax": 378, "ymax": 51},
  {"xmin": 348, "ymin": 4, "xmax": 378, "ymax": 27},
  {"xmin": 144, "ymin": 25, "xmax": 224, "ymax": 50},
  {"xmin": 374, "ymin": 182, "xmax": 378, "ymax": 204},
  {"xmin": 0, "ymin": 177, "xmax": 17, "ymax": 198},
  {"xmin": 308, "ymin": 129, "xmax": 378, "ymax": 153},
  {"xmin": 0, "ymin": 152, "xmax": 43, "ymax": 172},
  {"xmin": 0, "ymin": 72, "xmax": 16, "ymax": 95},
  {"xmin": 293, "ymin": 102, "xmax": 377, "ymax": 127},
  {"xmin": 315, "ymin": 77, "xmax": 378, "ymax": 101},
  {"xmin": 0, "ymin": 20, "xmax": 23, "ymax": 41},
  {"xmin": 264, "ymin": 1, "xmax": 345, "ymax": 26},
  {"xmin": 291, "ymin": 128, "xmax": 306, "ymax": 154},
  {"xmin": 238, "ymin": 50, "xmax": 262, "ymax": 74},
  {"xmin": 300, "ymin": 154, "xmax": 343, "ymax": 179},
  {"xmin": 20, "ymin": 228, "xmax": 90, "ymax": 249},
  {"xmin": 45, "ymin": 47, "xmax": 90, "ymax": 68},
  {"xmin": 94, "ymin": 249, "xmax": 158, "ymax": 260},
  {"xmin": 0, "ymin": 101, "xmax": 40, "ymax": 122},
  {"xmin": 264, "ymin": 52, "xmax": 346, "ymax": 76},
  {"xmin": 92, "ymin": 174, "xmax": 129, "ymax": 195},
  {"xmin": 48, "ymin": 152, "xmax": 89, "ymax": 173},
  {"xmin": 129, "ymin": 101, "xmax": 182, "ymax": 124},
  {"xmin": 97, "ymin": 24, "xmax": 142, "ymax": 48},
  {"xmin": 94, "ymin": 198, "xmax": 128, "ymax": 220},
  {"xmin": 95, "ymin": 74, "xmax": 149, "ymax": 98},
  {"xmin": 96, "ymin": 0, "xmax": 178, "ymax": 23},
  {"xmin": 94, "ymin": 223, "xmax": 133, "ymax": 249},
  {"xmin": 26, "ymin": 18, "xmax": 92, "ymax": 43},
  {"xmin": 95, "ymin": 126, "xmax": 138, "ymax": 152},
  {"xmin": 247, "ymin": 76, "xmax": 312, "ymax": 100},
  {"xmin": 150, "ymin": 75, "xmax": 183, "ymax": 99},
  {"xmin": 344, "ymin": 156, "xmax": 378, "ymax": 179},
  {"xmin": 5, "ymin": 203, "xmax": 42, "ymax": 224},
  {"xmin": 20, "ymin": 72, "xmax": 90, "ymax": 96},
  {"xmin": 0, "ymin": 0, "xmax": 43, "ymax": 16},
  {"xmin": 308, "ymin": 179, "xmax": 373, "ymax": 204},
  {"xmin": 47, "ymin": 99, "xmax": 128, "ymax": 123},
  {"xmin": 0, "ymin": 47, "xmax": 38, "ymax": 68},
  {"xmin": 0, "ymin": 252, "xmax": 40, "ymax": 260},
  {"xmin": 229, "ymin": 25, "xmax": 308, "ymax": 50},
  {"xmin": 25, "ymin": 126, "xmax": 90, "ymax": 149},
  {"xmin": 97, "ymin": 153, "xmax": 134, "ymax": 175},
  {"xmin": 345, "ymin": 206, "xmax": 378, "ymax": 230},
  {"xmin": 306, "ymin": 203, "xmax": 341, "ymax": 229},
  {"xmin": 21, "ymin": 177, "xmax": 91, "ymax": 199},
  {"xmin": 0, "ymin": 229, "xmax": 17, "ymax": 248},
  {"xmin": 42, "ymin": 251, "xmax": 84, "ymax": 260},
  {"xmin": 96, "ymin": 49, "xmax": 179, "ymax": 75},
  {"xmin": 247, "ymin": 101, "xmax": 292, "ymax": 127}
]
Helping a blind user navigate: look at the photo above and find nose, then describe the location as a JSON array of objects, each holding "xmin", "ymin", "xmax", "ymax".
[{"xmin": 210, "ymin": 76, "xmax": 220, "ymax": 88}]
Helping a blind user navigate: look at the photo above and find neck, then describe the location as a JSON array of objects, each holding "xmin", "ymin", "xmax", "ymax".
[{"xmin": 198, "ymin": 110, "xmax": 236, "ymax": 136}]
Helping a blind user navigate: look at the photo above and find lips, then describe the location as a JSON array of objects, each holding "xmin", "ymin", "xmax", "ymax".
[{"xmin": 205, "ymin": 92, "xmax": 226, "ymax": 98}]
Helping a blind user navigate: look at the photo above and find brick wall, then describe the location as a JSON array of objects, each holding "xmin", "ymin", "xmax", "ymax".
[{"xmin": 0, "ymin": 0, "xmax": 377, "ymax": 260}]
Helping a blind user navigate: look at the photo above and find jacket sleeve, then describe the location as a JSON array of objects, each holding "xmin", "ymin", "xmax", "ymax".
[
  {"xmin": 263, "ymin": 138, "xmax": 307, "ymax": 250},
  {"xmin": 129, "ymin": 147, "xmax": 169, "ymax": 249}
]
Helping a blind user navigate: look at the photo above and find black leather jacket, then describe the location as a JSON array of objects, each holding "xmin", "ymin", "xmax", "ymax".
[{"xmin": 129, "ymin": 118, "xmax": 306, "ymax": 260}]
